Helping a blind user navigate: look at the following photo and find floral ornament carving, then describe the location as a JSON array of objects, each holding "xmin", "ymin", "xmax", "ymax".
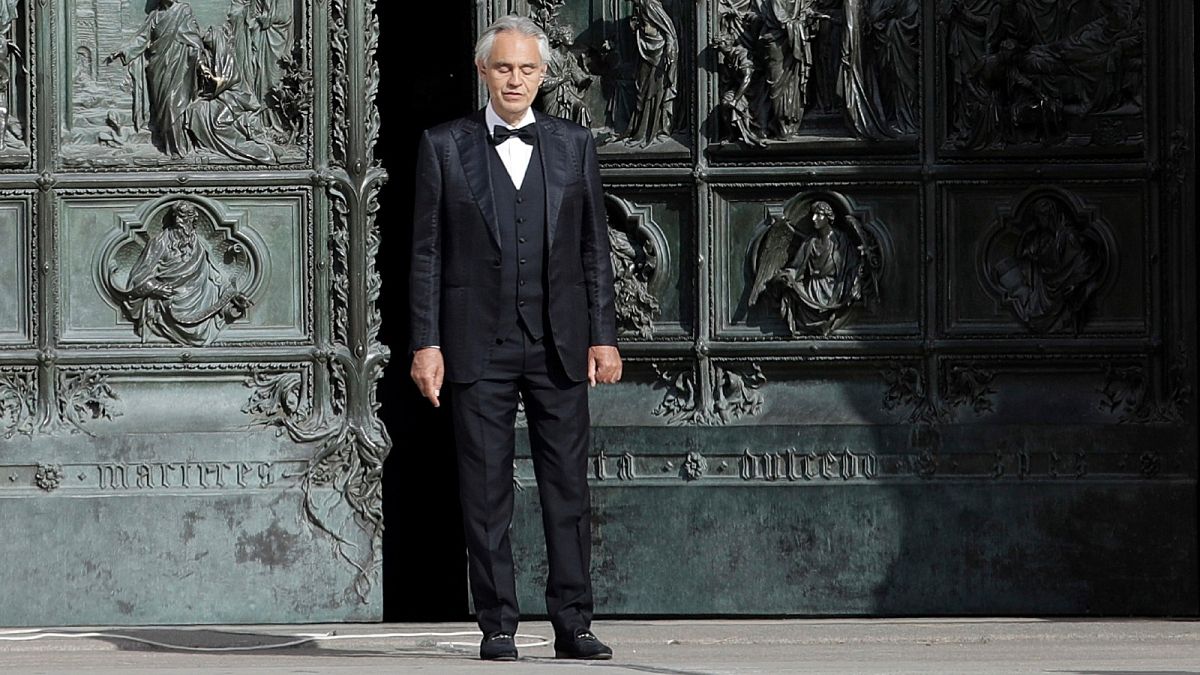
[
  {"xmin": 885, "ymin": 362, "xmax": 997, "ymax": 425},
  {"xmin": 606, "ymin": 195, "xmax": 670, "ymax": 339},
  {"xmin": 745, "ymin": 191, "xmax": 886, "ymax": 335},
  {"xmin": 35, "ymin": 464, "xmax": 64, "ymax": 492},
  {"xmin": 882, "ymin": 362, "xmax": 944, "ymax": 425},
  {"xmin": 56, "ymin": 371, "xmax": 122, "ymax": 436},
  {"xmin": 243, "ymin": 371, "xmax": 312, "ymax": 436},
  {"xmin": 98, "ymin": 197, "xmax": 263, "ymax": 347},
  {"xmin": 980, "ymin": 189, "xmax": 1114, "ymax": 333},
  {"xmin": 1097, "ymin": 351, "xmax": 1190, "ymax": 425},
  {"xmin": 681, "ymin": 450, "xmax": 708, "ymax": 481},
  {"xmin": 653, "ymin": 361, "xmax": 766, "ymax": 426},
  {"xmin": 0, "ymin": 370, "xmax": 37, "ymax": 439},
  {"xmin": 941, "ymin": 363, "xmax": 996, "ymax": 416}
]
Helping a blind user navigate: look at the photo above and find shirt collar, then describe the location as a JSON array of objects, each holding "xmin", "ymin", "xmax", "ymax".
[{"xmin": 485, "ymin": 101, "xmax": 536, "ymax": 137}]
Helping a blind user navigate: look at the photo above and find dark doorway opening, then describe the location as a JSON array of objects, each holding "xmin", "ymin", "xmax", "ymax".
[{"xmin": 376, "ymin": 4, "xmax": 476, "ymax": 622}]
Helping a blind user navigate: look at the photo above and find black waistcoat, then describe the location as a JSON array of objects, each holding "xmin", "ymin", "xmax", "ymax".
[{"xmin": 489, "ymin": 138, "xmax": 548, "ymax": 340}]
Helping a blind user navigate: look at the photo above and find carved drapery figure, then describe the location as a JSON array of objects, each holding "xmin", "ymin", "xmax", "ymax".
[
  {"xmin": 808, "ymin": 0, "xmax": 844, "ymax": 115},
  {"xmin": 748, "ymin": 197, "xmax": 882, "ymax": 335},
  {"xmin": 869, "ymin": 0, "xmax": 919, "ymax": 135},
  {"xmin": 838, "ymin": 0, "xmax": 890, "ymax": 139},
  {"xmin": 992, "ymin": 195, "xmax": 1108, "ymax": 332},
  {"xmin": 715, "ymin": 31, "xmax": 764, "ymax": 146},
  {"xmin": 109, "ymin": 0, "xmax": 205, "ymax": 159},
  {"xmin": 541, "ymin": 24, "xmax": 593, "ymax": 127},
  {"xmin": 713, "ymin": 0, "xmax": 921, "ymax": 144},
  {"xmin": 0, "ymin": 0, "xmax": 19, "ymax": 151},
  {"xmin": 609, "ymin": 227, "xmax": 660, "ymax": 339},
  {"xmin": 117, "ymin": 201, "xmax": 251, "ymax": 346},
  {"xmin": 760, "ymin": 0, "xmax": 828, "ymax": 137},
  {"xmin": 227, "ymin": 0, "xmax": 293, "ymax": 107},
  {"xmin": 715, "ymin": 0, "xmax": 766, "ymax": 144},
  {"xmin": 185, "ymin": 26, "xmax": 277, "ymax": 163},
  {"xmin": 624, "ymin": 0, "xmax": 678, "ymax": 146}
]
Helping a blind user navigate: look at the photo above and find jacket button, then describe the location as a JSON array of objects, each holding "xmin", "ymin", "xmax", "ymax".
[
  {"xmin": 495, "ymin": 338, "xmax": 504, "ymax": 345},
  {"xmin": 518, "ymin": 300, "xmax": 526, "ymax": 307},
  {"xmin": 493, "ymin": 259, "xmax": 501, "ymax": 267}
]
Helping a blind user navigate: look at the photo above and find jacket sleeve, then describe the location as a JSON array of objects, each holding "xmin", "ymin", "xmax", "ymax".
[
  {"xmin": 409, "ymin": 129, "xmax": 443, "ymax": 352},
  {"xmin": 579, "ymin": 131, "xmax": 618, "ymax": 346}
]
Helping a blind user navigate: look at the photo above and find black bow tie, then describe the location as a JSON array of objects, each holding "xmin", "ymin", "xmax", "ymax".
[{"xmin": 491, "ymin": 124, "xmax": 537, "ymax": 146}]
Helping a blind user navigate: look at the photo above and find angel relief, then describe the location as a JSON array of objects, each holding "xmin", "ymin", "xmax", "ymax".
[{"xmin": 744, "ymin": 193, "xmax": 884, "ymax": 335}]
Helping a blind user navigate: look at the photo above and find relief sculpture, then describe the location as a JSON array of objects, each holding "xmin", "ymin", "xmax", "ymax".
[
  {"xmin": 528, "ymin": 0, "xmax": 686, "ymax": 152},
  {"xmin": 0, "ymin": 0, "xmax": 28, "ymax": 162},
  {"xmin": 745, "ymin": 191, "xmax": 885, "ymax": 335},
  {"xmin": 67, "ymin": 0, "xmax": 308, "ymax": 166},
  {"xmin": 941, "ymin": 0, "xmax": 1143, "ymax": 149},
  {"xmin": 606, "ymin": 195, "xmax": 669, "ymax": 339},
  {"xmin": 714, "ymin": 0, "xmax": 919, "ymax": 145},
  {"xmin": 622, "ymin": 0, "xmax": 678, "ymax": 146},
  {"xmin": 101, "ymin": 198, "xmax": 259, "ymax": 346},
  {"xmin": 980, "ymin": 189, "xmax": 1113, "ymax": 333}
]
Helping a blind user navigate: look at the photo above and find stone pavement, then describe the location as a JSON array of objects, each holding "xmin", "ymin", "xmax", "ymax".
[{"xmin": 1, "ymin": 619, "xmax": 1197, "ymax": 674}]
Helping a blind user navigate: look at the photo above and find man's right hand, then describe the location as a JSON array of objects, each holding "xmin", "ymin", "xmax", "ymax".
[{"xmin": 410, "ymin": 347, "xmax": 444, "ymax": 408}]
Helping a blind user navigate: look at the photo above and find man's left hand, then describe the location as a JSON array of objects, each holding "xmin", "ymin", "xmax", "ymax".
[{"xmin": 588, "ymin": 345, "xmax": 622, "ymax": 387}]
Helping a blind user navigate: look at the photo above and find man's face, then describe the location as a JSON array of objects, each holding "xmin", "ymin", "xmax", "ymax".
[{"xmin": 478, "ymin": 31, "xmax": 546, "ymax": 122}]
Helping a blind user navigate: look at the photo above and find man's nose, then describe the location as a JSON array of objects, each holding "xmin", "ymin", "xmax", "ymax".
[{"xmin": 506, "ymin": 70, "xmax": 523, "ymax": 88}]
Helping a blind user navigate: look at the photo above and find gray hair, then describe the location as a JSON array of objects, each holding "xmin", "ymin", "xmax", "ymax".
[{"xmin": 474, "ymin": 15, "xmax": 551, "ymax": 66}]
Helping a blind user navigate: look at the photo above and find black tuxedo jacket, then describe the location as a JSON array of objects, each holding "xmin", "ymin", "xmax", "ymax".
[{"xmin": 409, "ymin": 109, "xmax": 618, "ymax": 383}]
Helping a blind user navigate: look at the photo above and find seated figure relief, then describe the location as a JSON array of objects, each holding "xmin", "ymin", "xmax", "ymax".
[
  {"xmin": 746, "ymin": 194, "xmax": 884, "ymax": 335},
  {"xmin": 984, "ymin": 191, "xmax": 1112, "ymax": 333},
  {"xmin": 111, "ymin": 200, "xmax": 253, "ymax": 346},
  {"xmin": 66, "ymin": 0, "xmax": 307, "ymax": 166}
]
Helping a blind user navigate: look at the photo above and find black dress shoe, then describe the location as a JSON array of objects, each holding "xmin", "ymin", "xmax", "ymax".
[
  {"xmin": 554, "ymin": 629, "xmax": 613, "ymax": 660},
  {"xmin": 480, "ymin": 632, "xmax": 518, "ymax": 661}
]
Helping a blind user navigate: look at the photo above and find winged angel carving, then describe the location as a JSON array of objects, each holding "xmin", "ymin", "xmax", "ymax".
[{"xmin": 747, "ymin": 195, "xmax": 883, "ymax": 335}]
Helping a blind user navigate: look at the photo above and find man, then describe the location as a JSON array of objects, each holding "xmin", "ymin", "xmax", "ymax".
[
  {"xmin": 409, "ymin": 15, "xmax": 622, "ymax": 662},
  {"xmin": 107, "ymin": 0, "xmax": 205, "ymax": 158}
]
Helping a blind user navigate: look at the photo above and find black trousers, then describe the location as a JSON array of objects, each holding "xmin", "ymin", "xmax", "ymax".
[{"xmin": 448, "ymin": 321, "xmax": 593, "ymax": 637}]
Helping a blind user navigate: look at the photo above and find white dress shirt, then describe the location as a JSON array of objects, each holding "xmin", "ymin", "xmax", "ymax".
[{"xmin": 485, "ymin": 101, "xmax": 536, "ymax": 190}]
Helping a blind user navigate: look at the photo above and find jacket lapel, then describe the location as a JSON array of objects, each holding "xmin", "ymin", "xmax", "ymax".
[
  {"xmin": 535, "ymin": 111, "xmax": 568, "ymax": 248},
  {"xmin": 452, "ymin": 110, "xmax": 502, "ymax": 249}
]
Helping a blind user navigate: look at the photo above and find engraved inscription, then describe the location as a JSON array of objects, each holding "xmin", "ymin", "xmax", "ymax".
[
  {"xmin": 97, "ymin": 461, "xmax": 275, "ymax": 491},
  {"xmin": 739, "ymin": 448, "xmax": 878, "ymax": 481}
]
